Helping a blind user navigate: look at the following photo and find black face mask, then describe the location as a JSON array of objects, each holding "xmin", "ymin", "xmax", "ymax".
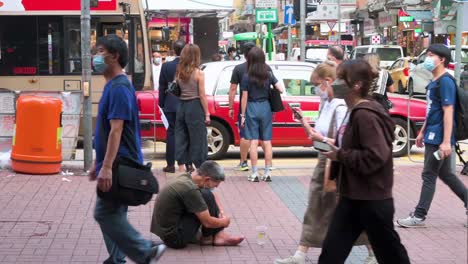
[{"xmin": 331, "ymin": 79, "xmax": 350, "ymax": 99}]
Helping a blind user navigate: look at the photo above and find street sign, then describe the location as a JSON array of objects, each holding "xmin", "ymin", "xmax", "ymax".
[
  {"xmin": 284, "ymin": 5, "xmax": 296, "ymax": 25},
  {"xmin": 327, "ymin": 21, "xmax": 336, "ymax": 30},
  {"xmin": 255, "ymin": 0, "xmax": 277, "ymax": 9},
  {"xmin": 256, "ymin": 9, "xmax": 278, "ymax": 23},
  {"xmin": 372, "ymin": 35, "xmax": 381, "ymax": 44}
]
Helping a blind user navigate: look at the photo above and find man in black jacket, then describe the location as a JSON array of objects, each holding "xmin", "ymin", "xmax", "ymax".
[{"xmin": 158, "ymin": 40, "xmax": 191, "ymax": 173}]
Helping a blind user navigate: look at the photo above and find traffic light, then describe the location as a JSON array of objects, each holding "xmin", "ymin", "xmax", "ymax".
[{"xmin": 293, "ymin": 0, "xmax": 318, "ymax": 20}]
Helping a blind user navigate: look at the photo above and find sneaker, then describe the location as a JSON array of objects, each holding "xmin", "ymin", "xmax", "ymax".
[
  {"xmin": 149, "ymin": 243, "xmax": 166, "ymax": 263},
  {"xmin": 239, "ymin": 161, "xmax": 249, "ymax": 171},
  {"xmin": 397, "ymin": 213, "xmax": 426, "ymax": 228},
  {"xmin": 274, "ymin": 255, "xmax": 305, "ymax": 264},
  {"xmin": 248, "ymin": 173, "xmax": 259, "ymax": 182},
  {"xmin": 261, "ymin": 172, "xmax": 272, "ymax": 182}
]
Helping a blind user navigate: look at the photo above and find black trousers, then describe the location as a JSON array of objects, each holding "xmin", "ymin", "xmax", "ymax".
[
  {"xmin": 162, "ymin": 189, "xmax": 224, "ymax": 249},
  {"xmin": 175, "ymin": 99, "xmax": 207, "ymax": 168},
  {"xmin": 318, "ymin": 198, "xmax": 410, "ymax": 264}
]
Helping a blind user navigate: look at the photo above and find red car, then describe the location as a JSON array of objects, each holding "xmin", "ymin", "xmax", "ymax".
[{"xmin": 137, "ymin": 61, "xmax": 427, "ymax": 159}]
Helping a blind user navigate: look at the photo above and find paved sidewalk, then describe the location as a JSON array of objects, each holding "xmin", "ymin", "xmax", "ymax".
[{"xmin": 0, "ymin": 165, "xmax": 466, "ymax": 264}]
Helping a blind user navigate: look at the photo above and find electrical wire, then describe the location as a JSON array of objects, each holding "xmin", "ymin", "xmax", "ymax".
[{"xmin": 185, "ymin": 0, "xmax": 233, "ymax": 9}]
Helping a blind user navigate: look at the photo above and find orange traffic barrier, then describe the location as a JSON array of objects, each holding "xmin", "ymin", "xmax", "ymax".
[{"xmin": 11, "ymin": 95, "xmax": 62, "ymax": 174}]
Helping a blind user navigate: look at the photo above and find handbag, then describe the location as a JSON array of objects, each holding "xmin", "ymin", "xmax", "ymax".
[
  {"xmin": 96, "ymin": 79, "xmax": 159, "ymax": 206},
  {"xmin": 267, "ymin": 71, "xmax": 284, "ymax": 112},
  {"xmin": 323, "ymin": 103, "xmax": 346, "ymax": 193},
  {"xmin": 167, "ymin": 80, "xmax": 181, "ymax": 97}
]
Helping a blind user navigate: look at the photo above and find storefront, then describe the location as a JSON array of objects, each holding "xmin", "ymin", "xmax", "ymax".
[
  {"xmin": 148, "ymin": 17, "xmax": 191, "ymax": 59},
  {"xmin": 397, "ymin": 9, "xmax": 433, "ymax": 56},
  {"xmin": 378, "ymin": 10, "xmax": 398, "ymax": 45}
]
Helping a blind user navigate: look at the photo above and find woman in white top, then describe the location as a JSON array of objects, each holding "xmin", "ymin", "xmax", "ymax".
[{"xmin": 275, "ymin": 61, "xmax": 372, "ymax": 264}]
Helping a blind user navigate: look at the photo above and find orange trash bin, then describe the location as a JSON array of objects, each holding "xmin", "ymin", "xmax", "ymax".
[{"xmin": 11, "ymin": 95, "xmax": 63, "ymax": 174}]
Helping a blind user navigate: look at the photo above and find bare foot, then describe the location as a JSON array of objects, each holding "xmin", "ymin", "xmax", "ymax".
[
  {"xmin": 213, "ymin": 231, "xmax": 244, "ymax": 246},
  {"xmin": 200, "ymin": 236, "xmax": 213, "ymax": 246}
]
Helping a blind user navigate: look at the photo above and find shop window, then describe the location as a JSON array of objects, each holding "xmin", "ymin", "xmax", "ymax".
[{"xmin": 0, "ymin": 16, "xmax": 38, "ymax": 76}]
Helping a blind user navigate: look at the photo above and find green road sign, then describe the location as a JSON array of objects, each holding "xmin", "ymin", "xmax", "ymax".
[{"xmin": 256, "ymin": 9, "xmax": 278, "ymax": 23}]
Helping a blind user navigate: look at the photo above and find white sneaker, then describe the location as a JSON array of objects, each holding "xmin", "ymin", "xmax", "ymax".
[
  {"xmin": 248, "ymin": 172, "xmax": 259, "ymax": 182},
  {"xmin": 274, "ymin": 255, "xmax": 305, "ymax": 264},
  {"xmin": 396, "ymin": 213, "xmax": 426, "ymax": 228}
]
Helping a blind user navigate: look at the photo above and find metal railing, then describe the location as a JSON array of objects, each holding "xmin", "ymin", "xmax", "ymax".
[{"xmin": 138, "ymin": 91, "xmax": 158, "ymax": 154}]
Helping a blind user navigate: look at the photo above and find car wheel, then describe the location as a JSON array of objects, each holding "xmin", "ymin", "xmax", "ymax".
[
  {"xmin": 207, "ymin": 120, "xmax": 230, "ymax": 160},
  {"xmin": 398, "ymin": 81, "xmax": 405, "ymax": 94},
  {"xmin": 408, "ymin": 78, "xmax": 414, "ymax": 96},
  {"xmin": 392, "ymin": 117, "xmax": 414, "ymax": 157}
]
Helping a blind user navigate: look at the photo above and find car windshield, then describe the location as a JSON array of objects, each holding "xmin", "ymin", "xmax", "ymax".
[
  {"xmin": 375, "ymin": 48, "xmax": 402, "ymax": 61},
  {"xmin": 305, "ymin": 48, "xmax": 328, "ymax": 61}
]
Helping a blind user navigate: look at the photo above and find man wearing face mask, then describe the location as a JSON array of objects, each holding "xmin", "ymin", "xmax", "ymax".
[
  {"xmin": 151, "ymin": 161, "xmax": 244, "ymax": 249},
  {"xmin": 397, "ymin": 44, "xmax": 467, "ymax": 228},
  {"xmin": 89, "ymin": 34, "xmax": 166, "ymax": 264},
  {"xmin": 152, "ymin": 52, "xmax": 162, "ymax": 90}
]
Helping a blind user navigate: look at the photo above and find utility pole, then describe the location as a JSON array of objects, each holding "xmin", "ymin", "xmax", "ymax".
[
  {"xmin": 454, "ymin": 1, "xmax": 465, "ymax": 85},
  {"xmin": 338, "ymin": 0, "xmax": 341, "ymax": 46},
  {"xmin": 300, "ymin": 0, "xmax": 306, "ymax": 61},
  {"xmin": 287, "ymin": 1, "xmax": 294, "ymax": 60},
  {"xmin": 81, "ymin": 0, "xmax": 93, "ymax": 171}
]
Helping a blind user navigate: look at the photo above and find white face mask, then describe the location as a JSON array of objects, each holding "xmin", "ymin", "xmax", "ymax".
[
  {"xmin": 314, "ymin": 81, "xmax": 329, "ymax": 100},
  {"xmin": 153, "ymin": 58, "xmax": 161, "ymax": 65}
]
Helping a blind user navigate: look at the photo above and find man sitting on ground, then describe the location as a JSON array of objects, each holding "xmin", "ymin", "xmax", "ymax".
[{"xmin": 151, "ymin": 161, "xmax": 244, "ymax": 249}]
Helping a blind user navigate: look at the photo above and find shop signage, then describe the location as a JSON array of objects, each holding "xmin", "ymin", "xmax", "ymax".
[
  {"xmin": 256, "ymin": 9, "xmax": 278, "ymax": 23},
  {"xmin": 378, "ymin": 12, "xmax": 396, "ymax": 28},
  {"xmin": 399, "ymin": 16, "xmax": 414, "ymax": 22},
  {"xmin": 0, "ymin": 0, "xmax": 116, "ymax": 11},
  {"xmin": 255, "ymin": 0, "xmax": 277, "ymax": 9}
]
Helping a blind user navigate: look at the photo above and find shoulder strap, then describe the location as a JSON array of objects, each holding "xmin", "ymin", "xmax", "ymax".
[
  {"xmin": 434, "ymin": 72, "xmax": 457, "ymax": 99},
  {"xmin": 327, "ymin": 103, "xmax": 346, "ymax": 138}
]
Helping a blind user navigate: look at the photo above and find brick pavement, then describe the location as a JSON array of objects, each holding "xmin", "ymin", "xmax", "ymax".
[{"xmin": 0, "ymin": 164, "xmax": 466, "ymax": 264}]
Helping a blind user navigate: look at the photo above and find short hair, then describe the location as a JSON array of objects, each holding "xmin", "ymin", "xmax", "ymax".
[
  {"xmin": 173, "ymin": 40, "xmax": 186, "ymax": 56},
  {"xmin": 228, "ymin": 47, "xmax": 236, "ymax": 53},
  {"xmin": 311, "ymin": 60, "xmax": 337, "ymax": 82},
  {"xmin": 328, "ymin": 45, "xmax": 344, "ymax": 61},
  {"xmin": 96, "ymin": 34, "xmax": 128, "ymax": 68},
  {"xmin": 242, "ymin": 42, "xmax": 256, "ymax": 55},
  {"xmin": 337, "ymin": 59, "xmax": 375, "ymax": 98},
  {"xmin": 197, "ymin": 161, "xmax": 225, "ymax": 181},
  {"xmin": 211, "ymin": 53, "xmax": 222, "ymax": 61},
  {"xmin": 427, "ymin": 44, "xmax": 451, "ymax": 67}
]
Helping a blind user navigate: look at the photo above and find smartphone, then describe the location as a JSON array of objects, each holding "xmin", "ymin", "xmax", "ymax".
[
  {"xmin": 291, "ymin": 107, "xmax": 303, "ymax": 120},
  {"xmin": 313, "ymin": 141, "xmax": 332, "ymax": 152}
]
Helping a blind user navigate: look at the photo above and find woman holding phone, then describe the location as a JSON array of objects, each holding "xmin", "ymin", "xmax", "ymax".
[{"xmin": 275, "ymin": 61, "xmax": 373, "ymax": 264}]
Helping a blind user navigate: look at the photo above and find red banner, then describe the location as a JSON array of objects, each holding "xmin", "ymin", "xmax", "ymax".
[{"xmin": 0, "ymin": 0, "xmax": 117, "ymax": 11}]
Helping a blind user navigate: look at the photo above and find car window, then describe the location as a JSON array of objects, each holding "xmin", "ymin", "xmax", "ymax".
[
  {"xmin": 451, "ymin": 49, "xmax": 468, "ymax": 64},
  {"xmin": 215, "ymin": 68, "xmax": 235, "ymax": 95},
  {"xmin": 375, "ymin": 48, "xmax": 402, "ymax": 61},
  {"xmin": 355, "ymin": 48, "xmax": 368, "ymax": 59},
  {"xmin": 275, "ymin": 65, "xmax": 314, "ymax": 96},
  {"xmin": 389, "ymin": 59, "xmax": 401, "ymax": 70},
  {"xmin": 417, "ymin": 52, "xmax": 427, "ymax": 64}
]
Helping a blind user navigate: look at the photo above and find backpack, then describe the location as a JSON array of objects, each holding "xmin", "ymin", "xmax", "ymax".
[
  {"xmin": 433, "ymin": 73, "xmax": 468, "ymax": 141},
  {"xmin": 370, "ymin": 70, "xmax": 393, "ymax": 111}
]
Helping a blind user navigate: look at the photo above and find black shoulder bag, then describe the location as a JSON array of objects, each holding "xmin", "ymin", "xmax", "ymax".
[
  {"xmin": 167, "ymin": 71, "xmax": 181, "ymax": 97},
  {"xmin": 268, "ymin": 72, "xmax": 284, "ymax": 112},
  {"xmin": 96, "ymin": 78, "xmax": 159, "ymax": 206}
]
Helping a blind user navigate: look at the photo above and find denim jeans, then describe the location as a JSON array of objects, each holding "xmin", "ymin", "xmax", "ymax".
[
  {"xmin": 94, "ymin": 197, "xmax": 153, "ymax": 264},
  {"xmin": 414, "ymin": 144, "xmax": 468, "ymax": 218}
]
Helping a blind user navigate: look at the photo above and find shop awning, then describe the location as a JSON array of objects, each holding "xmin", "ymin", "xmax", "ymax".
[
  {"xmin": 406, "ymin": 10, "xmax": 433, "ymax": 22},
  {"xmin": 144, "ymin": 0, "xmax": 234, "ymax": 18}
]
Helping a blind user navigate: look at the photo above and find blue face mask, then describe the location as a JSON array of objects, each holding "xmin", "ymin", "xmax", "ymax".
[
  {"xmin": 93, "ymin": 55, "xmax": 108, "ymax": 73},
  {"xmin": 423, "ymin": 57, "xmax": 439, "ymax": 72}
]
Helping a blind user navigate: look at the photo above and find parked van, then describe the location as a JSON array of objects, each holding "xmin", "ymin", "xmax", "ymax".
[{"xmin": 350, "ymin": 45, "xmax": 404, "ymax": 69}]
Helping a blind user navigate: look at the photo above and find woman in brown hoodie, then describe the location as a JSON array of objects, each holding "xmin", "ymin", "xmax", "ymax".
[{"xmin": 318, "ymin": 60, "xmax": 410, "ymax": 264}]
